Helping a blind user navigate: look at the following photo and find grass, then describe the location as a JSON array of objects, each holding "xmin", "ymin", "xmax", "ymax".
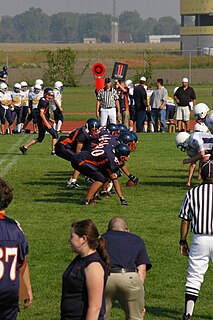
[{"xmin": 1, "ymin": 130, "xmax": 213, "ymax": 320}]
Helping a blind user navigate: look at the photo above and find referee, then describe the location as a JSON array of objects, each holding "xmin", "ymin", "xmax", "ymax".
[
  {"xmin": 96, "ymin": 77, "xmax": 121, "ymax": 126},
  {"xmin": 179, "ymin": 159, "xmax": 213, "ymax": 320}
]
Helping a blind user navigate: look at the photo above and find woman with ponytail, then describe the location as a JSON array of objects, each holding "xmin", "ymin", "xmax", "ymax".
[{"xmin": 61, "ymin": 219, "xmax": 110, "ymax": 320}]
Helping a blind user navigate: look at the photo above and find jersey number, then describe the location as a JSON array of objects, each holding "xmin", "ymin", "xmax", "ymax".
[{"xmin": 0, "ymin": 247, "xmax": 18, "ymax": 281}]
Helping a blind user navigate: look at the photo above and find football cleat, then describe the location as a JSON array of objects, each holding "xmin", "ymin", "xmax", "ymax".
[
  {"xmin": 67, "ymin": 181, "xmax": 81, "ymax": 189},
  {"xmin": 81, "ymin": 199, "xmax": 95, "ymax": 206},
  {"xmin": 19, "ymin": 146, "xmax": 27, "ymax": 155},
  {"xmin": 51, "ymin": 151, "xmax": 56, "ymax": 155},
  {"xmin": 182, "ymin": 314, "xmax": 192, "ymax": 320}
]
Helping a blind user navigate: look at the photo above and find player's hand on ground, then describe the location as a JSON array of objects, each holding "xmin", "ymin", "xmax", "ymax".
[
  {"xmin": 129, "ymin": 174, "xmax": 139, "ymax": 184},
  {"xmin": 120, "ymin": 197, "xmax": 128, "ymax": 205}
]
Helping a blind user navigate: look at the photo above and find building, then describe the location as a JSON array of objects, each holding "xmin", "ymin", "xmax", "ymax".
[
  {"xmin": 180, "ymin": 0, "xmax": 213, "ymax": 54},
  {"xmin": 149, "ymin": 35, "xmax": 180, "ymax": 43},
  {"xmin": 83, "ymin": 38, "xmax": 97, "ymax": 44}
]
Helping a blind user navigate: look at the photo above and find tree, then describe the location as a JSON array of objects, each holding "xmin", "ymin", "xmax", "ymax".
[
  {"xmin": 44, "ymin": 48, "xmax": 89, "ymax": 87},
  {"xmin": 78, "ymin": 13, "xmax": 111, "ymax": 41},
  {"xmin": 119, "ymin": 11, "xmax": 143, "ymax": 41},
  {"xmin": 50, "ymin": 12, "xmax": 80, "ymax": 43},
  {"xmin": 153, "ymin": 16, "xmax": 180, "ymax": 35}
]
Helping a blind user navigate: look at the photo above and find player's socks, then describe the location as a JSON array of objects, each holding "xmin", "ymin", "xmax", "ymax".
[{"xmin": 57, "ymin": 120, "xmax": 62, "ymax": 132}]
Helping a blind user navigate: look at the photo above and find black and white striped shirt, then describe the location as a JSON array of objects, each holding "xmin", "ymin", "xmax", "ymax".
[
  {"xmin": 97, "ymin": 88, "xmax": 119, "ymax": 109},
  {"xmin": 179, "ymin": 183, "xmax": 213, "ymax": 234}
]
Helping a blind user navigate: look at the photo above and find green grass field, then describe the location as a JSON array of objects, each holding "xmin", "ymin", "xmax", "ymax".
[{"xmin": 0, "ymin": 85, "xmax": 213, "ymax": 320}]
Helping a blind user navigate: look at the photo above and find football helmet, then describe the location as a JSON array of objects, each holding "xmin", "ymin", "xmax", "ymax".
[
  {"xmin": 54, "ymin": 81, "xmax": 63, "ymax": 91},
  {"xmin": 85, "ymin": 118, "xmax": 101, "ymax": 132},
  {"xmin": 193, "ymin": 122, "xmax": 209, "ymax": 133},
  {"xmin": 205, "ymin": 110, "xmax": 213, "ymax": 133},
  {"xmin": 44, "ymin": 87, "xmax": 54, "ymax": 95},
  {"xmin": 0, "ymin": 82, "xmax": 8, "ymax": 92},
  {"xmin": 125, "ymin": 79, "xmax": 133, "ymax": 88},
  {"xmin": 114, "ymin": 143, "xmax": 130, "ymax": 158},
  {"xmin": 106, "ymin": 123, "xmax": 119, "ymax": 135},
  {"xmin": 35, "ymin": 79, "xmax": 44, "ymax": 88},
  {"xmin": 21, "ymin": 81, "xmax": 28, "ymax": 87},
  {"xmin": 34, "ymin": 84, "xmax": 42, "ymax": 93},
  {"xmin": 175, "ymin": 132, "xmax": 190, "ymax": 152},
  {"xmin": 118, "ymin": 132, "xmax": 136, "ymax": 152},
  {"xmin": 117, "ymin": 123, "xmax": 128, "ymax": 133},
  {"xmin": 13, "ymin": 83, "xmax": 21, "ymax": 93},
  {"xmin": 194, "ymin": 103, "xmax": 209, "ymax": 120}
]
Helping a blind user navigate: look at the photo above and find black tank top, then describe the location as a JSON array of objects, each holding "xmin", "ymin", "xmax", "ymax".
[{"xmin": 61, "ymin": 252, "xmax": 108, "ymax": 320}]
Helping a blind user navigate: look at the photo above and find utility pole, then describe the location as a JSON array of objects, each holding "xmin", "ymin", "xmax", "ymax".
[{"xmin": 111, "ymin": 0, "xmax": 119, "ymax": 43}]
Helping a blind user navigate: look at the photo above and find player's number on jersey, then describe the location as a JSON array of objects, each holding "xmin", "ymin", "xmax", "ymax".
[{"xmin": 0, "ymin": 247, "xmax": 18, "ymax": 280}]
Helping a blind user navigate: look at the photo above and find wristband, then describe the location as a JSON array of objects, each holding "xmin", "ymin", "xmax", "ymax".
[{"xmin": 179, "ymin": 239, "xmax": 187, "ymax": 245}]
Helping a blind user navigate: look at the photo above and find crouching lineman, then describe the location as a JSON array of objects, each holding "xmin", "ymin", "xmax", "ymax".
[
  {"xmin": 71, "ymin": 143, "xmax": 131, "ymax": 205},
  {"xmin": 175, "ymin": 125, "xmax": 213, "ymax": 187},
  {"xmin": 19, "ymin": 88, "xmax": 58, "ymax": 155}
]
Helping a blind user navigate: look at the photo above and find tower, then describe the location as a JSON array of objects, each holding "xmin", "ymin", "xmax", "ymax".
[
  {"xmin": 180, "ymin": 0, "xmax": 213, "ymax": 54},
  {"xmin": 111, "ymin": 0, "xmax": 119, "ymax": 44}
]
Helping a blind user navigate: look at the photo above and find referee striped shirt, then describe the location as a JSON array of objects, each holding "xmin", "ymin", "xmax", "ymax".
[
  {"xmin": 179, "ymin": 183, "xmax": 213, "ymax": 234},
  {"xmin": 97, "ymin": 88, "xmax": 119, "ymax": 109}
]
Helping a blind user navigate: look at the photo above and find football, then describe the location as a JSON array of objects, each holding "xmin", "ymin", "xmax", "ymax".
[{"xmin": 126, "ymin": 179, "xmax": 137, "ymax": 187}]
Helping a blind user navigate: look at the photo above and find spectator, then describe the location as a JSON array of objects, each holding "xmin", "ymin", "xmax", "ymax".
[
  {"xmin": 150, "ymin": 78, "xmax": 168, "ymax": 133},
  {"xmin": 179, "ymin": 160, "xmax": 213, "ymax": 320},
  {"xmin": 96, "ymin": 78, "xmax": 121, "ymax": 126},
  {"xmin": 115, "ymin": 80, "xmax": 130, "ymax": 128},
  {"xmin": 144, "ymin": 86, "xmax": 154, "ymax": 133},
  {"xmin": 102, "ymin": 217, "xmax": 152, "ymax": 320},
  {"xmin": 60, "ymin": 219, "xmax": 110, "ymax": 320},
  {"xmin": 133, "ymin": 77, "xmax": 147, "ymax": 133},
  {"xmin": 174, "ymin": 78, "xmax": 196, "ymax": 132},
  {"xmin": 0, "ymin": 177, "xmax": 32, "ymax": 319},
  {"xmin": 125, "ymin": 79, "xmax": 135, "ymax": 132},
  {"xmin": 166, "ymin": 96, "xmax": 176, "ymax": 124}
]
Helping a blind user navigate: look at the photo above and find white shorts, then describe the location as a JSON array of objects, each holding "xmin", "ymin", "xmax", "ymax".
[{"xmin": 176, "ymin": 106, "xmax": 190, "ymax": 121}]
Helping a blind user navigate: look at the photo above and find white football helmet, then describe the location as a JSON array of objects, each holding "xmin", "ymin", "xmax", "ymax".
[
  {"xmin": 54, "ymin": 81, "xmax": 63, "ymax": 90},
  {"xmin": 34, "ymin": 84, "xmax": 42, "ymax": 93},
  {"xmin": 194, "ymin": 103, "xmax": 209, "ymax": 120},
  {"xmin": 205, "ymin": 110, "xmax": 213, "ymax": 133},
  {"xmin": 193, "ymin": 122, "xmax": 209, "ymax": 133},
  {"xmin": 0, "ymin": 82, "xmax": 8, "ymax": 92},
  {"xmin": 35, "ymin": 79, "xmax": 44, "ymax": 88},
  {"xmin": 21, "ymin": 81, "xmax": 28, "ymax": 87},
  {"xmin": 175, "ymin": 132, "xmax": 190, "ymax": 152},
  {"xmin": 125, "ymin": 79, "xmax": 133, "ymax": 88},
  {"xmin": 13, "ymin": 83, "xmax": 21, "ymax": 92}
]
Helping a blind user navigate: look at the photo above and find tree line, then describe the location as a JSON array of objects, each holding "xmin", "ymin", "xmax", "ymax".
[{"xmin": 0, "ymin": 7, "xmax": 180, "ymax": 43}]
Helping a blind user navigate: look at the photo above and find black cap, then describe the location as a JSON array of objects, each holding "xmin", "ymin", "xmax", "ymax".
[
  {"xmin": 105, "ymin": 77, "xmax": 111, "ymax": 83},
  {"xmin": 201, "ymin": 160, "xmax": 213, "ymax": 181}
]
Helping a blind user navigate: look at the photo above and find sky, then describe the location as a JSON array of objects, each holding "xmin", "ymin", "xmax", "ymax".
[{"xmin": 1, "ymin": 0, "xmax": 180, "ymax": 21}]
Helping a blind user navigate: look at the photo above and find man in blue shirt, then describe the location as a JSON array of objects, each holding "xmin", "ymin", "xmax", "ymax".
[{"xmin": 102, "ymin": 217, "xmax": 152, "ymax": 320}]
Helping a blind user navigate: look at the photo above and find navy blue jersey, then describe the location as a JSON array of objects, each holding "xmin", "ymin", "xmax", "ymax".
[
  {"xmin": 73, "ymin": 144, "xmax": 120, "ymax": 173},
  {"xmin": 37, "ymin": 97, "xmax": 50, "ymax": 124},
  {"xmin": 102, "ymin": 230, "xmax": 152, "ymax": 271},
  {"xmin": 0, "ymin": 213, "xmax": 28, "ymax": 306}
]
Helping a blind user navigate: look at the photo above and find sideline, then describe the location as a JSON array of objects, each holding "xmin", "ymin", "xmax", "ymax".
[{"xmin": 0, "ymin": 136, "xmax": 32, "ymax": 177}]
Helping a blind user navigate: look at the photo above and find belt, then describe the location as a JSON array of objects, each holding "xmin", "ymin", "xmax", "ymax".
[{"xmin": 110, "ymin": 268, "xmax": 137, "ymax": 273}]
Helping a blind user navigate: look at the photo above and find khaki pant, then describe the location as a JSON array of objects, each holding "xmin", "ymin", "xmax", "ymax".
[
  {"xmin": 105, "ymin": 272, "xmax": 144, "ymax": 320},
  {"xmin": 121, "ymin": 110, "xmax": 130, "ymax": 128}
]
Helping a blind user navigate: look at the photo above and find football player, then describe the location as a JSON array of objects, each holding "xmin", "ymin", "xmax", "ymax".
[
  {"xmin": 19, "ymin": 88, "xmax": 58, "ymax": 155},
  {"xmin": 51, "ymin": 81, "xmax": 64, "ymax": 133},
  {"xmin": 0, "ymin": 82, "xmax": 12, "ymax": 134}
]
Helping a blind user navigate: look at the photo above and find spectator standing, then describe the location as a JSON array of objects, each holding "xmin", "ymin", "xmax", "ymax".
[
  {"xmin": 102, "ymin": 217, "xmax": 152, "ymax": 320},
  {"xmin": 133, "ymin": 77, "xmax": 147, "ymax": 133},
  {"xmin": 60, "ymin": 219, "xmax": 110, "ymax": 320},
  {"xmin": 125, "ymin": 79, "xmax": 135, "ymax": 132},
  {"xmin": 174, "ymin": 78, "xmax": 196, "ymax": 132},
  {"xmin": 179, "ymin": 160, "xmax": 213, "ymax": 320},
  {"xmin": 144, "ymin": 86, "xmax": 154, "ymax": 133},
  {"xmin": 0, "ymin": 178, "xmax": 32, "ymax": 319},
  {"xmin": 115, "ymin": 80, "xmax": 130, "ymax": 128},
  {"xmin": 150, "ymin": 78, "xmax": 168, "ymax": 133},
  {"xmin": 96, "ymin": 78, "xmax": 121, "ymax": 126}
]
